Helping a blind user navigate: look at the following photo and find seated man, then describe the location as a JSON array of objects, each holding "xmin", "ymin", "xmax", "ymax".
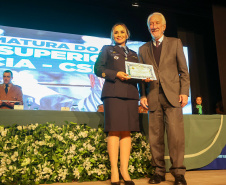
[{"xmin": 0, "ymin": 70, "xmax": 23, "ymax": 109}]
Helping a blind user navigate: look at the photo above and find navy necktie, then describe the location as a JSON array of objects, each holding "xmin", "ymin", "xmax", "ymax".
[{"xmin": 5, "ymin": 84, "xmax": 8, "ymax": 94}]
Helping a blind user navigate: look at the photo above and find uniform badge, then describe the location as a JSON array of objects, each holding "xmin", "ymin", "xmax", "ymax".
[
  {"xmin": 102, "ymin": 73, "xmax": 106, "ymax": 78},
  {"xmin": 114, "ymin": 56, "xmax": 119, "ymax": 60}
]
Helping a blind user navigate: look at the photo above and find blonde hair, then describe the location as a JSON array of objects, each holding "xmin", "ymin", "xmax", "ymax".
[{"xmin": 110, "ymin": 23, "xmax": 130, "ymax": 44}]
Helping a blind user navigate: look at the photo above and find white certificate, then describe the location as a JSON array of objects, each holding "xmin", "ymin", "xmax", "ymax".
[{"xmin": 125, "ymin": 61, "xmax": 157, "ymax": 80}]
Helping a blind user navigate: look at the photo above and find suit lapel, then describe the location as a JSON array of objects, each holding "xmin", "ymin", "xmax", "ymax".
[
  {"xmin": 0, "ymin": 85, "xmax": 5, "ymax": 95},
  {"xmin": 159, "ymin": 36, "xmax": 168, "ymax": 68},
  {"xmin": 148, "ymin": 41, "xmax": 158, "ymax": 69}
]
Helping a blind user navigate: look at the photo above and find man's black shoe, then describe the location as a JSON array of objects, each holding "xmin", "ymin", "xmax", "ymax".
[
  {"xmin": 148, "ymin": 174, "xmax": 165, "ymax": 184},
  {"xmin": 174, "ymin": 175, "xmax": 187, "ymax": 185}
]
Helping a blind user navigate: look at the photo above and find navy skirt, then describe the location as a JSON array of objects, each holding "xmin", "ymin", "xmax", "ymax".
[{"xmin": 103, "ymin": 97, "xmax": 140, "ymax": 132}]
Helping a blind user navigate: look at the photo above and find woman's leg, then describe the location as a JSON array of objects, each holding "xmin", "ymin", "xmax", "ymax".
[
  {"xmin": 108, "ymin": 131, "xmax": 120, "ymax": 182},
  {"xmin": 119, "ymin": 131, "xmax": 132, "ymax": 181}
]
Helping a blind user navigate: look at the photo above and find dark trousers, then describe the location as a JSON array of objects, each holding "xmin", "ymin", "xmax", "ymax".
[{"xmin": 148, "ymin": 92, "xmax": 186, "ymax": 176}]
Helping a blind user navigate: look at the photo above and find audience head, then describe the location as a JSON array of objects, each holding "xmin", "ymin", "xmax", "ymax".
[
  {"xmin": 195, "ymin": 96, "xmax": 203, "ymax": 105},
  {"xmin": 97, "ymin": 104, "xmax": 104, "ymax": 112},
  {"xmin": 138, "ymin": 105, "xmax": 148, "ymax": 113},
  {"xmin": 216, "ymin": 100, "xmax": 224, "ymax": 114}
]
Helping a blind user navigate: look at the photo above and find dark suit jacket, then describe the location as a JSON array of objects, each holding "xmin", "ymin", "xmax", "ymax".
[
  {"xmin": 0, "ymin": 84, "xmax": 23, "ymax": 109},
  {"xmin": 94, "ymin": 45, "xmax": 139, "ymax": 100},
  {"xmin": 138, "ymin": 36, "xmax": 190, "ymax": 111}
]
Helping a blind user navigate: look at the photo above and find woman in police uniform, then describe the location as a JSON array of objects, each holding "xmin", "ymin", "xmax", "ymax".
[{"xmin": 94, "ymin": 23, "xmax": 139, "ymax": 185}]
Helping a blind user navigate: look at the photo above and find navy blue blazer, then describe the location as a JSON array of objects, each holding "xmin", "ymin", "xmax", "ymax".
[{"xmin": 94, "ymin": 45, "xmax": 139, "ymax": 100}]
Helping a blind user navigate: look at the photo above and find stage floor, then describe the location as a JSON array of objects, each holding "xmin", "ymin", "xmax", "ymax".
[{"xmin": 40, "ymin": 170, "xmax": 226, "ymax": 185}]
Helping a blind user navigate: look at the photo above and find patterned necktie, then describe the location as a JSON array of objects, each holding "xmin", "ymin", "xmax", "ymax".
[
  {"xmin": 123, "ymin": 47, "xmax": 128, "ymax": 55},
  {"xmin": 156, "ymin": 41, "xmax": 160, "ymax": 47},
  {"xmin": 122, "ymin": 47, "xmax": 128, "ymax": 60},
  {"xmin": 5, "ymin": 84, "xmax": 8, "ymax": 94}
]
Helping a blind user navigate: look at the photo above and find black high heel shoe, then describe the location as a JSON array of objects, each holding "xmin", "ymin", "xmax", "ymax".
[
  {"xmin": 119, "ymin": 171, "xmax": 135, "ymax": 185},
  {"xmin": 111, "ymin": 182, "xmax": 120, "ymax": 185}
]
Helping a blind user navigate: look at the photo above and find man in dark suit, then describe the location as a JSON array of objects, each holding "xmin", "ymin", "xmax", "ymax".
[
  {"xmin": 139, "ymin": 12, "xmax": 190, "ymax": 185},
  {"xmin": 0, "ymin": 70, "xmax": 23, "ymax": 109}
]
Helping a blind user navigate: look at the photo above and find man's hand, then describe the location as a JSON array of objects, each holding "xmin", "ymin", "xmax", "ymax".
[
  {"xmin": 116, "ymin": 71, "xmax": 131, "ymax": 81},
  {"xmin": 179, "ymin": 94, "xmax": 188, "ymax": 108},
  {"xmin": 5, "ymin": 101, "xmax": 15, "ymax": 108},
  {"xmin": 140, "ymin": 97, "xmax": 149, "ymax": 109}
]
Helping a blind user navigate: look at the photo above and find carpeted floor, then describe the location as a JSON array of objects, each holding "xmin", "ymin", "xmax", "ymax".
[{"xmin": 40, "ymin": 170, "xmax": 226, "ymax": 185}]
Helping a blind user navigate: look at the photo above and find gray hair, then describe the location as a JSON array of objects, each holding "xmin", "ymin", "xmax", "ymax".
[{"xmin": 147, "ymin": 12, "xmax": 166, "ymax": 29}]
